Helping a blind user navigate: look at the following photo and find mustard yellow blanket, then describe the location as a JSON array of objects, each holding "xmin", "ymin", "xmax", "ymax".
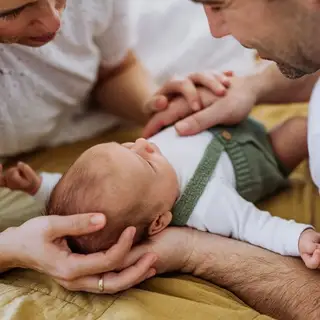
[{"xmin": 0, "ymin": 103, "xmax": 316, "ymax": 320}]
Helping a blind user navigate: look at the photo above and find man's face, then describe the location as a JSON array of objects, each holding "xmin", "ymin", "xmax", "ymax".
[{"xmin": 195, "ymin": 0, "xmax": 320, "ymax": 78}]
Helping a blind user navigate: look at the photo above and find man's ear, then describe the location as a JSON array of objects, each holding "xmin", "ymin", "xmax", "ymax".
[{"xmin": 148, "ymin": 211, "xmax": 172, "ymax": 236}]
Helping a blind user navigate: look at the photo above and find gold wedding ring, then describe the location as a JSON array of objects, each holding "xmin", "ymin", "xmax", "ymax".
[{"xmin": 98, "ymin": 275, "xmax": 104, "ymax": 293}]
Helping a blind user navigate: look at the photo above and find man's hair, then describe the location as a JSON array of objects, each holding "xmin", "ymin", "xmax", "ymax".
[{"xmin": 45, "ymin": 161, "xmax": 154, "ymax": 254}]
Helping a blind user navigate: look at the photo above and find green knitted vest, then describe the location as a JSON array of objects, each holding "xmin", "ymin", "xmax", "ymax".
[{"xmin": 171, "ymin": 118, "xmax": 287, "ymax": 226}]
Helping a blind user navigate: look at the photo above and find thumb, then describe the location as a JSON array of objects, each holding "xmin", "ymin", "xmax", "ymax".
[
  {"xmin": 175, "ymin": 101, "xmax": 228, "ymax": 136},
  {"xmin": 145, "ymin": 95, "xmax": 168, "ymax": 114},
  {"xmin": 46, "ymin": 213, "xmax": 106, "ymax": 240}
]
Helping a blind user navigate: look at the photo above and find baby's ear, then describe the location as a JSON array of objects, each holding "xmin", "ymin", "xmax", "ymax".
[{"xmin": 148, "ymin": 211, "xmax": 172, "ymax": 236}]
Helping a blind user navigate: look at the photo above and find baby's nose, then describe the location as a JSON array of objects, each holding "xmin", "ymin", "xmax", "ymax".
[{"xmin": 133, "ymin": 138, "xmax": 148, "ymax": 152}]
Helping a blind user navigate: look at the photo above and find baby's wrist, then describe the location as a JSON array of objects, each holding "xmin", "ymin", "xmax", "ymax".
[{"xmin": 298, "ymin": 228, "xmax": 315, "ymax": 253}]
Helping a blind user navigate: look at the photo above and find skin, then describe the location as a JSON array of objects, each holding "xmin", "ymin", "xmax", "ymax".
[
  {"xmin": 66, "ymin": 140, "xmax": 179, "ymax": 236},
  {"xmin": 2, "ymin": 3, "xmax": 320, "ymax": 320},
  {"xmin": 0, "ymin": 0, "xmax": 229, "ymax": 294},
  {"xmin": 0, "ymin": 0, "xmax": 161, "ymax": 293},
  {"xmin": 0, "ymin": 0, "xmax": 65, "ymax": 46},
  {"xmin": 3, "ymin": 132, "xmax": 320, "ymax": 269},
  {"xmin": 194, "ymin": 0, "xmax": 320, "ymax": 79},
  {"xmin": 144, "ymin": 0, "xmax": 320, "ymax": 137}
]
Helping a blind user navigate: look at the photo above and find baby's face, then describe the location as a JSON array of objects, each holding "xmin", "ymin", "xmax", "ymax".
[{"xmin": 75, "ymin": 139, "xmax": 179, "ymax": 215}]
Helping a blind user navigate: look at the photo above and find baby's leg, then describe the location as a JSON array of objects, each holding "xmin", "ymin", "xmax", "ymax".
[{"xmin": 268, "ymin": 116, "xmax": 308, "ymax": 173}]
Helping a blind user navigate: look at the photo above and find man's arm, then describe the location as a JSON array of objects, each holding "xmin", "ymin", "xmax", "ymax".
[
  {"xmin": 125, "ymin": 227, "xmax": 320, "ymax": 320},
  {"xmin": 254, "ymin": 63, "xmax": 320, "ymax": 104},
  {"xmin": 92, "ymin": 51, "xmax": 157, "ymax": 125},
  {"xmin": 184, "ymin": 230, "xmax": 320, "ymax": 320}
]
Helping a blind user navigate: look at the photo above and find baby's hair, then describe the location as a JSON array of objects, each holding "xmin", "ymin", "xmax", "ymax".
[{"xmin": 45, "ymin": 156, "xmax": 152, "ymax": 254}]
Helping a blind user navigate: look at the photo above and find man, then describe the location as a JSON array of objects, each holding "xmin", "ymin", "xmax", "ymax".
[{"xmin": 122, "ymin": 1, "xmax": 320, "ymax": 319}]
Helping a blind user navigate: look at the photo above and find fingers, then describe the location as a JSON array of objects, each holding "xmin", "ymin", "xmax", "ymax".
[
  {"xmin": 56, "ymin": 253, "xmax": 157, "ymax": 293},
  {"xmin": 175, "ymin": 101, "xmax": 229, "ymax": 136},
  {"xmin": 46, "ymin": 213, "xmax": 106, "ymax": 239},
  {"xmin": 102, "ymin": 253, "xmax": 157, "ymax": 294},
  {"xmin": 302, "ymin": 247, "xmax": 320, "ymax": 269},
  {"xmin": 65, "ymin": 227, "xmax": 137, "ymax": 277},
  {"xmin": 5, "ymin": 167, "xmax": 29, "ymax": 189},
  {"xmin": 145, "ymin": 95, "xmax": 168, "ymax": 114},
  {"xmin": 143, "ymin": 97, "xmax": 193, "ymax": 138},
  {"xmin": 120, "ymin": 242, "xmax": 153, "ymax": 270},
  {"xmin": 188, "ymin": 72, "xmax": 229, "ymax": 95},
  {"xmin": 157, "ymin": 77, "xmax": 201, "ymax": 112},
  {"xmin": 17, "ymin": 162, "xmax": 38, "ymax": 182},
  {"xmin": 223, "ymin": 70, "xmax": 234, "ymax": 77}
]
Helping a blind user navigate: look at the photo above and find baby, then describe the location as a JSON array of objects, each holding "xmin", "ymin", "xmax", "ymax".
[{"xmin": 2, "ymin": 116, "xmax": 320, "ymax": 269}]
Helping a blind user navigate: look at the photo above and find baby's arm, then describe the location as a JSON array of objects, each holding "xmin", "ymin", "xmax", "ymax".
[
  {"xmin": 189, "ymin": 180, "xmax": 313, "ymax": 258},
  {"xmin": 0, "ymin": 162, "xmax": 61, "ymax": 208}
]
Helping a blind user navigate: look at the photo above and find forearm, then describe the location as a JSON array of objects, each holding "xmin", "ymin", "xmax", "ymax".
[
  {"xmin": 250, "ymin": 63, "xmax": 319, "ymax": 104},
  {"xmin": 184, "ymin": 231, "xmax": 320, "ymax": 320},
  {"xmin": 92, "ymin": 51, "xmax": 157, "ymax": 125}
]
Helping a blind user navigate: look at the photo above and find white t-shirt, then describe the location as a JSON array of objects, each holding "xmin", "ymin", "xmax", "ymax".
[
  {"xmin": 35, "ymin": 127, "xmax": 311, "ymax": 257},
  {"xmin": 0, "ymin": 0, "xmax": 134, "ymax": 157},
  {"xmin": 308, "ymin": 79, "xmax": 320, "ymax": 188}
]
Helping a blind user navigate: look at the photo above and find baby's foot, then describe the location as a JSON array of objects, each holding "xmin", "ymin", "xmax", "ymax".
[{"xmin": 299, "ymin": 228, "xmax": 320, "ymax": 269}]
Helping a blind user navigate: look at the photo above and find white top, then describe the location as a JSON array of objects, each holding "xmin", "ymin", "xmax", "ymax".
[
  {"xmin": 308, "ymin": 79, "xmax": 320, "ymax": 189},
  {"xmin": 35, "ymin": 127, "xmax": 311, "ymax": 256},
  {"xmin": 0, "ymin": 0, "xmax": 134, "ymax": 157},
  {"xmin": 131, "ymin": 0, "xmax": 258, "ymax": 84}
]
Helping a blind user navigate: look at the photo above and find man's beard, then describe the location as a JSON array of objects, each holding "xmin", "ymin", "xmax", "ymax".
[{"xmin": 276, "ymin": 62, "xmax": 307, "ymax": 79}]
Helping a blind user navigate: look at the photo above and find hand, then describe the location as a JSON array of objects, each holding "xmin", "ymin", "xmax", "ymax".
[
  {"xmin": 299, "ymin": 228, "xmax": 320, "ymax": 269},
  {"xmin": 0, "ymin": 162, "xmax": 42, "ymax": 195},
  {"xmin": 121, "ymin": 227, "xmax": 195, "ymax": 275},
  {"xmin": 144, "ymin": 71, "xmax": 232, "ymax": 119},
  {"xmin": 143, "ymin": 74, "xmax": 260, "ymax": 138},
  {"xmin": 1, "ymin": 213, "xmax": 157, "ymax": 293}
]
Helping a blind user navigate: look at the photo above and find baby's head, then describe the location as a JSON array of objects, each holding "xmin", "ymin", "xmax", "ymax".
[{"xmin": 46, "ymin": 138, "xmax": 179, "ymax": 253}]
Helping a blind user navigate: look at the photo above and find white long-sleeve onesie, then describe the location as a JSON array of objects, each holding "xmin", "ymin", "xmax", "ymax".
[{"xmin": 35, "ymin": 127, "xmax": 311, "ymax": 256}]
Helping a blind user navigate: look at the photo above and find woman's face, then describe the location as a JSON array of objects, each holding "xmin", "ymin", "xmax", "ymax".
[{"xmin": 0, "ymin": 0, "xmax": 66, "ymax": 46}]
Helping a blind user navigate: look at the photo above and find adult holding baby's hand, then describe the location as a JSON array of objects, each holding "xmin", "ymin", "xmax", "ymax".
[
  {"xmin": 0, "ymin": 214, "xmax": 156, "ymax": 293},
  {"xmin": 143, "ymin": 64, "xmax": 319, "ymax": 138}
]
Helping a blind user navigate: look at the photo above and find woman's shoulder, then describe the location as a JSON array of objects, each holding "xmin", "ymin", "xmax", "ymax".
[{"xmin": 64, "ymin": 0, "xmax": 129, "ymax": 35}]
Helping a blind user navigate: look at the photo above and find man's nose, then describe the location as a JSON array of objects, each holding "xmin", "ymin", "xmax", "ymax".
[{"xmin": 204, "ymin": 6, "xmax": 230, "ymax": 38}]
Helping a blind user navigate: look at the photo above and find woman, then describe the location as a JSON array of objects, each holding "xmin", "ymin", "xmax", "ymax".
[{"xmin": 0, "ymin": 0, "xmax": 228, "ymax": 293}]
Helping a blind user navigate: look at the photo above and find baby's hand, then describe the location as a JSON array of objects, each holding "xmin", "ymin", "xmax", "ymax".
[
  {"xmin": 0, "ymin": 162, "xmax": 42, "ymax": 196},
  {"xmin": 143, "ymin": 71, "xmax": 233, "ymax": 138},
  {"xmin": 299, "ymin": 228, "xmax": 320, "ymax": 269}
]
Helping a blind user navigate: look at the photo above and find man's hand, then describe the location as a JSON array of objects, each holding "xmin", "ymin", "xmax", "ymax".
[
  {"xmin": 143, "ymin": 74, "xmax": 261, "ymax": 138},
  {"xmin": 299, "ymin": 228, "xmax": 320, "ymax": 269},
  {"xmin": 0, "ymin": 162, "xmax": 42, "ymax": 196},
  {"xmin": 121, "ymin": 227, "xmax": 196, "ymax": 274},
  {"xmin": 143, "ymin": 71, "xmax": 232, "ymax": 136}
]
